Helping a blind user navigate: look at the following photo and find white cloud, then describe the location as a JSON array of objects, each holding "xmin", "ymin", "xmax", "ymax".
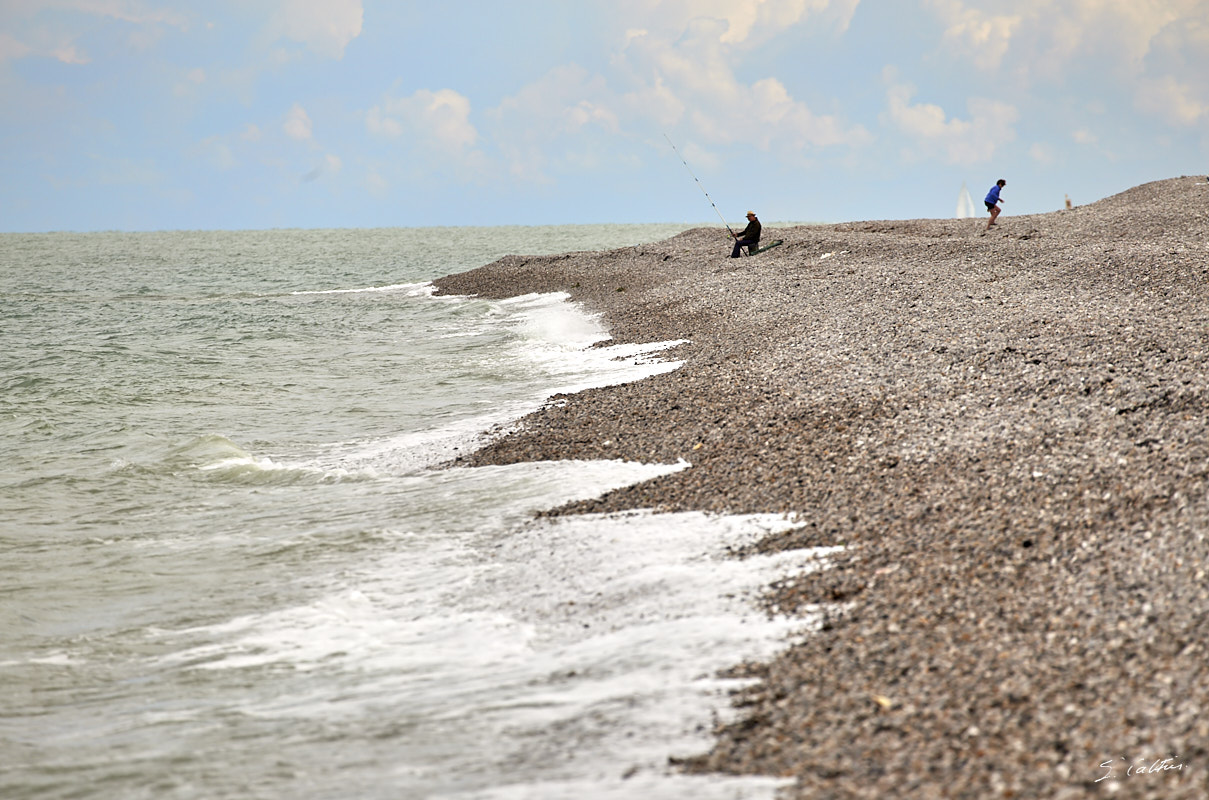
[
  {"xmin": 266, "ymin": 0, "xmax": 362, "ymax": 59},
  {"xmin": 364, "ymin": 171, "xmax": 389, "ymax": 198},
  {"xmin": 301, "ymin": 153, "xmax": 342, "ymax": 183},
  {"xmin": 681, "ymin": 140, "xmax": 721, "ymax": 171},
  {"xmin": 607, "ymin": 4, "xmax": 870, "ymax": 154},
  {"xmin": 367, "ymin": 88, "xmax": 479, "ymax": 153},
  {"xmin": 612, "ymin": 0, "xmax": 861, "ymax": 47},
  {"xmin": 1135, "ymin": 76, "xmax": 1208, "ymax": 125},
  {"xmin": 1, "ymin": 0, "xmax": 190, "ymax": 27},
  {"xmin": 364, "ymin": 88, "xmax": 489, "ymax": 185},
  {"xmin": 476, "ymin": 0, "xmax": 870, "ymax": 183},
  {"xmin": 488, "ymin": 65, "xmax": 620, "ymax": 181},
  {"xmin": 1029, "ymin": 142, "xmax": 1058, "ymax": 164},
  {"xmin": 619, "ymin": 75, "xmax": 685, "ymax": 131},
  {"xmin": 0, "ymin": 24, "xmax": 90, "ymax": 64},
  {"xmin": 0, "ymin": 0, "xmax": 188, "ymax": 64},
  {"xmin": 921, "ymin": 2, "xmax": 1209, "ymax": 139},
  {"xmin": 925, "ymin": 0, "xmax": 1020, "ymax": 69},
  {"xmin": 1071, "ymin": 128, "xmax": 1098, "ymax": 146},
  {"xmin": 283, "ymin": 103, "xmax": 313, "ymax": 142},
  {"xmin": 926, "ymin": 0, "xmax": 1209, "ymax": 75},
  {"xmin": 49, "ymin": 42, "xmax": 88, "ymax": 64},
  {"xmin": 883, "ymin": 73, "xmax": 1017, "ymax": 164},
  {"xmin": 172, "ymin": 66, "xmax": 206, "ymax": 96},
  {"xmin": 196, "ymin": 136, "xmax": 236, "ymax": 170},
  {"xmin": 492, "ymin": 65, "xmax": 616, "ymax": 137},
  {"xmin": 1070, "ymin": 127, "xmax": 1118, "ymax": 160},
  {"xmin": 0, "ymin": 32, "xmax": 32, "ymax": 62}
]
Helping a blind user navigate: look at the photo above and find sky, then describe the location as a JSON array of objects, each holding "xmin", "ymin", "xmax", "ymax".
[{"xmin": 2, "ymin": 0, "xmax": 1208, "ymax": 232}]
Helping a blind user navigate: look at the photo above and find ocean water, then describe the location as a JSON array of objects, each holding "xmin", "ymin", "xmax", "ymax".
[{"xmin": 1, "ymin": 226, "xmax": 832, "ymax": 799}]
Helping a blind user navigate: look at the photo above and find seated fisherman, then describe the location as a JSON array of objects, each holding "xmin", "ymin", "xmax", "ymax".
[{"xmin": 730, "ymin": 211, "xmax": 761, "ymax": 258}]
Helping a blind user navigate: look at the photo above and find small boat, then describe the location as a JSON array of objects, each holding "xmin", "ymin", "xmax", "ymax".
[{"xmin": 956, "ymin": 181, "xmax": 976, "ymax": 218}]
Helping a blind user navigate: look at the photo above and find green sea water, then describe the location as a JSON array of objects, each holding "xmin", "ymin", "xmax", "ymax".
[{"xmin": 1, "ymin": 224, "xmax": 822, "ymax": 800}]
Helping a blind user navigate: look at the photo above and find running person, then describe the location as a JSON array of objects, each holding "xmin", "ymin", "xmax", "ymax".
[{"xmin": 985, "ymin": 179, "xmax": 1006, "ymax": 229}]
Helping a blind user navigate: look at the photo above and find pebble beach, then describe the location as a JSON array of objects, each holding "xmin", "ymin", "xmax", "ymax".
[{"xmin": 432, "ymin": 176, "xmax": 1209, "ymax": 798}]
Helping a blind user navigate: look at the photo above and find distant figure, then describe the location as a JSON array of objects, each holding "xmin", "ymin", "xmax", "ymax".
[
  {"xmin": 730, "ymin": 211, "xmax": 761, "ymax": 258},
  {"xmin": 1065, "ymin": 194, "xmax": 1073, "ymax": 210},
  {"xmin": 985, "ymin": 179, "xmax": 1006, "ymax": 230}
]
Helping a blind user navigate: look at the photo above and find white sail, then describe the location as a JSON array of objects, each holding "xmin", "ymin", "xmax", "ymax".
[{"xmin": 956, "ymin": 181, "xmax": 977, "ymax": 218}]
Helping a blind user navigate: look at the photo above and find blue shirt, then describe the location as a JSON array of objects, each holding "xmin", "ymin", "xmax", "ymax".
[{"xmin": 985, "ymin": 185, "xmax": 1002, "ymax": 205}]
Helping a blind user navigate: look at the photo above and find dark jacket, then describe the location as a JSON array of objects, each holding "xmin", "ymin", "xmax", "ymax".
[{"xmin": 738, "ymin": 218, "xmax": 761, "ymax": 242}]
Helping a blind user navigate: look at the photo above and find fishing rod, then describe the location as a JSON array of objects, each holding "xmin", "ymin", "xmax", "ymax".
[{"xmin": 664, "ymin": 133, "xmax": 736, "ymax": 237}]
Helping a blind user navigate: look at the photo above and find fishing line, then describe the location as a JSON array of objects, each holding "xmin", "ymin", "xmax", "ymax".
[{"xmin": 664, "ymin": 134, "xmax": 735, "ymax": 237}]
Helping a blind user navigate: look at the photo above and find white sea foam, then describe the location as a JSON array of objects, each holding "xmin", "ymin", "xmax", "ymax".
[
  {"xmin": 310, "ymin": 291, "xmax": 688, "ymax": 476},
  {"xmin": 152, "ymin": 496, "xmax": 836, "ymax": 799},
  {"xmin": 289, "ymin": 282, "xmax": 433, "ymax": 296},
  {"xmin": 486, "ymin": 290, "xmax": 687, "ymax": 400},
  {"xmin": 164, "ymin": 433, "xmax": 380, "ymax": 484}
]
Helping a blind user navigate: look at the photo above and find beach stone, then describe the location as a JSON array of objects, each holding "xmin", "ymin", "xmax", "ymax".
[{"xmin": 434, "ymin": 176, "xmax": 1209, "ymax": 798}]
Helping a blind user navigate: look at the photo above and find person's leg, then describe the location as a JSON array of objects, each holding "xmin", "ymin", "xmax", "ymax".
[{"xmin": 732, "ymin": 237, "xmax": 755, "ymax": 257}]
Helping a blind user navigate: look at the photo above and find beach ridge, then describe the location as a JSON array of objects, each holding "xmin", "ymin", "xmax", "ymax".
[{"xmin": 433, "ymin": 175, "xmax": 1209, "ymax": 798}]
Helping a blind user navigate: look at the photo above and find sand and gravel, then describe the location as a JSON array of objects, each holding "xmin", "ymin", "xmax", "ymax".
[{"xmin": 433, "ymin": 176, "xmax": 1209, "ymax": 798}]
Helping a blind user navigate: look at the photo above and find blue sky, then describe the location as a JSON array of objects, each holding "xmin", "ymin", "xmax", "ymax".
[{"xmin": 2, "ymin": 0, "xmax": 1207, "ymax": 232}]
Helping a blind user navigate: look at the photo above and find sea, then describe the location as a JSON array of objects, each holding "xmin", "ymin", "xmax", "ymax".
[{"xmin": 1, "ymin": 225, "xmax": 833, "ymax": 800}]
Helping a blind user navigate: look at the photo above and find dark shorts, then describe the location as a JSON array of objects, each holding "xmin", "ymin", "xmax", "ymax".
[{"xmin": 985, "ymin": 201, "xmax": 997, "ymax": 212}]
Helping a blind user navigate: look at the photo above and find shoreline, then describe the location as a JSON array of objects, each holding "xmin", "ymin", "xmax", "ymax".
[{"xmin": 433, "ymin": 176, "xmax": 1209, "ymax": 798}]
